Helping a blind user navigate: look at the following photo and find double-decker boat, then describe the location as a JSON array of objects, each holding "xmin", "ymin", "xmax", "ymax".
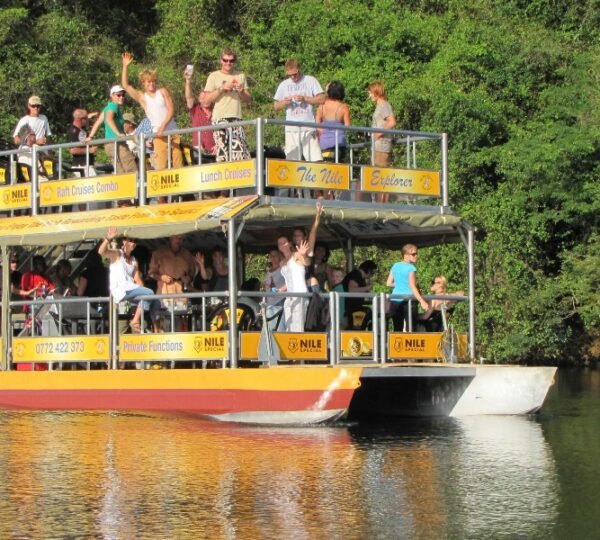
[{"xmin": 0, "ymin": 119, "xmax": 556, "ymax": 423}]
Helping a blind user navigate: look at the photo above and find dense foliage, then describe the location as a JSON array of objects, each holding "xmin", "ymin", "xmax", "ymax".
[{"xmin": 1, "ymin": 0, "xmax": 598, "ymax": 363}]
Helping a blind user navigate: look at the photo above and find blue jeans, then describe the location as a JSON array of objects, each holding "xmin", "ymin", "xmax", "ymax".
[{"xmin": 123, "ymin": 287, "xmax": 161, "ymax": 320}]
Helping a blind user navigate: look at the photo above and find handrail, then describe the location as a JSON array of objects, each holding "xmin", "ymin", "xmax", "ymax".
[
  {"xmin": 0, "ymin": 117, "xmax": 449, "ymax": 213},
  {"xmin": 5, "ymin": 291, "xmax": 468, "ymax": 369}
]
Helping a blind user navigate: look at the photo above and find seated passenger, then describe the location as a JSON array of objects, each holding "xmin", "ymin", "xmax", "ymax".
[
  {"xmin": 123, "ymin": 113, "xmax": 154, "ymax": 164},
  {"xmin": 342, "ymin": 260, "xmax": 377, "ymax": 330},
  {"xmin": 77, "ymin": 249, "xmax": 109, "ymax": 299},
  {"xmin": 9, "ymin": 253, "xmax": 34, "ymax": 301},
  {"xmin": 147, "ymin": 235, "xmax": 195, "ymax": 306},
  {"xmin": 419, "ymin": 275, "xmax": 464, "ymax": 332},
  {"xmin": 191, "ymin": 250, "xmax": 212, "ymax": 294},
  {"xmin": 196, "ymin": 247, "xmax": 229, "ymax": 295},
  {"xmin": 49, "ymin": 259, "xmax": 77, "ymax": 296},
  {"xmin": 330, "ymin": 266, "xmax": 347, "ymax": 330},
  {"xmin": 99, "ymin": 228, "xmax": 161, "ymax": 333},
  {"xmin": 20, "ymin": 255, "xmax": 54, "ymax": 300}
]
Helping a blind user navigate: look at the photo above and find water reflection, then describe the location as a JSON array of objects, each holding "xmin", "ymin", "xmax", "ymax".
[{"xmin": 0, "ymin": 408, "xmax": 563, "ymax": 539}]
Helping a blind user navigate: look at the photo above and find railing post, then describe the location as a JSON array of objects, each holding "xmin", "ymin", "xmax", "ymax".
[
  {"xmin": 379, "ymin": 292, "xmax": 387, "ymax": 364},
  {"xmin": 441, "ymin": 132, "xmax": 449, "ymax": 207},
  {"xmin": 110, "ymin": 296, "xmax": 118, "ymax": 370},
  {"xmin": 31, "ymin": 146, "xmax": 39, "ymax": 216},
  {"xmin": 372, "ymin": 293, "xmax": 379, "ymax": 363},
  {"xmin": 329, "ymin": 292, "xmax": 337, "ymax": 365},
  {"xmin": 138, "ymin": 133, "xmax": 146, "ymax": 206},
  {"xmin": 256, "ymin": 118, "xmax": 264, "ymax": 196}
]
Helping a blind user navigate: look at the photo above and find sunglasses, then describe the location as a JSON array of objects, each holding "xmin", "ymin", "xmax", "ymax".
[
  {"xmin": 408, "ymin": 252, "xmax": 418, "ymax": 256},
  {"xmin": 29, "ymin": 104, "xmax": 41, "ymax": 108},
  {"xmin": 221, "ymin": 58, "xmax": 235, "ymax": 63},
  {"xmin": 115, "ymin": 93, "xmax": 125, "ymax": 97}
]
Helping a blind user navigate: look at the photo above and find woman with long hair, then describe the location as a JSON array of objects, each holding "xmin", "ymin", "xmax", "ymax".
[
  {"xmin": 316, "ymin": 81, "xmax": 351, "ymax": 163},
  {"xmin": 99, "ymin": 227, "xmax": 161, "ymax": 333},
  {"xmin": 368, "ymin": 81, "xmax": 396, "ymax": 203}
]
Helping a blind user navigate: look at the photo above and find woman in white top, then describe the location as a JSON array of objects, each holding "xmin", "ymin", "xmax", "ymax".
[
  {"xmin": 276, "ymin": 235, "xmax": 310, "ymax": 332},
  {"xmin": 98, "ymin": 227, "xmax": 161, "ymax": 333}
]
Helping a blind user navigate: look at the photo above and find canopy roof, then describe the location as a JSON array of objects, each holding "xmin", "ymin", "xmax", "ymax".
[
  {"xmin": 237, "ymin": 197, "xmax": 469, "ymax": 252},
  {"xmin": 0, "ymin": 197, "xmax": 257, "ymax": 247},
  {"xmin": 0, "ymin": 196, "xmax": 470, "ymax": 251}
]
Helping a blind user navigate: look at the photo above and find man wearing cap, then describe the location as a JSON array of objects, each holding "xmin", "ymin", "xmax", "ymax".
[
  {"xmin": 13, "ymin": 95, "xmax": 52, "ymax": 146},
  {"xmin": 88, "ymin": 84, "xmax": 137, "ymax": 174},
  {"xmin": 67, "ymin": 108, "xmax": 98, "ymax": 177},
  {"xmin": 123, "ymin": 113, "xmax": 153, "ymax": 159},
  {"xmin": 123, "ymin": 112, "xmax": 139, "ymax": 153}
]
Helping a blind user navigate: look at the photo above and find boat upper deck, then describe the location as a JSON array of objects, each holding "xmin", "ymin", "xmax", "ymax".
[{"xmin": 0, "ymin": 118, "xmax": 465, "ymax": 250}]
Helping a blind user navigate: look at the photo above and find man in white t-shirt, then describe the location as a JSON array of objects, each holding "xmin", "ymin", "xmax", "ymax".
[
  {"xmin": 273, "ymin": 59, "xmax": 325, "ymax": 163},
  {"xmin": 13, "ymin": 95, "xmax": 52, "ymax": 146}
]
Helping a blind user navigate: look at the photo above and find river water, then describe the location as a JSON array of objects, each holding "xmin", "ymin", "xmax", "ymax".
[{"xmin": 0, "ymin": 367, "xmax": 597, "ymax": 539}]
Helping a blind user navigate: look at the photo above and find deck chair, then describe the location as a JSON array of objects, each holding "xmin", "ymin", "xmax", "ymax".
[{"xmin": 207, "ymin": 302, "xmax": 258, "ymax": 331}]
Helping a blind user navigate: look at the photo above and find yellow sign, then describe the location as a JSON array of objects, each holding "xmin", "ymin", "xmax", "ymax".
[
  {"xmin": 362, "ymin": 166, "xmax": 440, "ymax": 196},
  {"xmin": 0, "ymin": 167, "xmax": 6, "ymax": 184},
  {"xmin": 147, "ymin": 160, "xmax": 255, "ymax": 196},
  {"xmin": 340, "ymin": 332, "xmax": 374, "ymax": 359},
  {"xmin": 119, "ymin": 332, "xmax": 228, "ymax": 361},
  {"xmin": 266, "ymin": 159, "xmax": 350, "ymax": 191},
  {"xmin": 240, "ymin": 332, "xmax": 327, "ymax": 361},
  {"xmin": 0, "ymin": 184, "xmax": 31, "ymax": 211},
  {"xmin": 40, "ymin": 173, "xmax": 137, "ymax": 207},
  {"xmin": 388, "ymin": 332, "xmax": 467, "ymax": 360},
  {"xmin": 12, "ymin": 336, "xmax": 110, "ymax": 362}
]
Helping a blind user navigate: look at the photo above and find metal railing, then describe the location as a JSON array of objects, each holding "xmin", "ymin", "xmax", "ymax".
[
  {"xmin": 0, "ymin": 118, "xmax": 449, "ymax": 215},
  {"xmin": 5, "ymin": 289, "xmax": 467, "ymax": 369}
]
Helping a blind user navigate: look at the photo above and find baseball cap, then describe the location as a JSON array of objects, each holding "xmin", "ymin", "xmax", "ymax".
[
  {"xmin": 28, "ymin": 95, "xmax": 42, "ymax": 106},
  {"xmin": 122, "ymin": 112, "xmax": 137, "ymax": 124},
  {"xmin": 110, "ymin": 85, "xmax": 125, "ymax": 95}
]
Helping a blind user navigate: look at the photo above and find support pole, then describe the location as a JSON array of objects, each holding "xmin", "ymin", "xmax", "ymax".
[
  {"xmin": 1, "ymin": 248, "xmax": 11, "ymax": 370},
  {"xmin": 256, "ymin": 118, "xmax": 264, "ymax": 197},
  {"xmin": 227, "ymin": 218, "xmax": 238, "ymax": 368},
  {"xmin": 441, "ymin": 133, "xmax": 449, "ymax": 208},
  {"xmin": 467, "ymin": 227, "xmax": 476, "ymax": 362}
]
